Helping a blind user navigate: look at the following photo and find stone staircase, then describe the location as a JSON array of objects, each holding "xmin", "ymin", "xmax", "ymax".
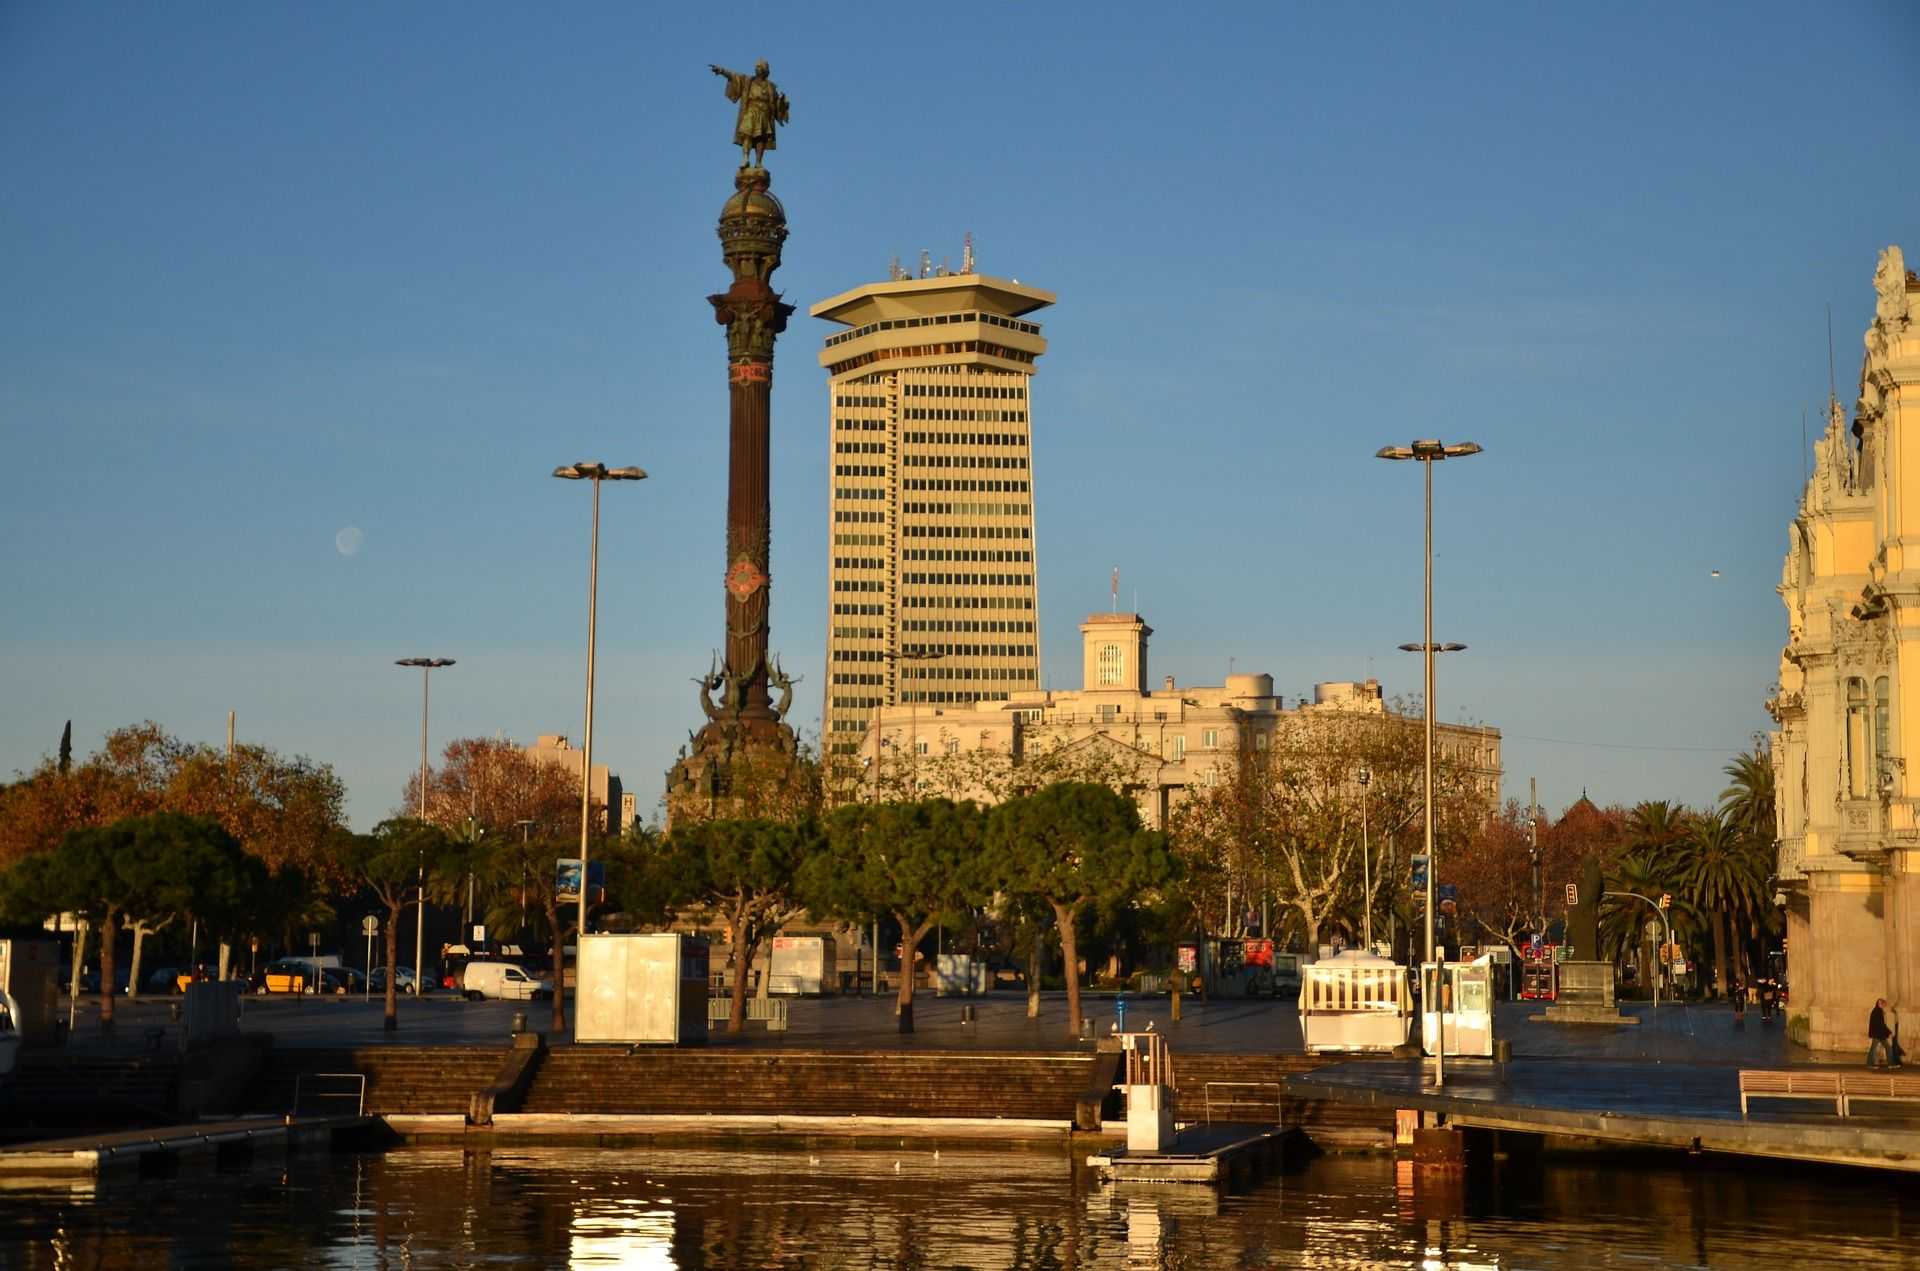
[
  {"xmin": 244, "ymin": 1046, "xmax": 508, "ymax": 1117},
  {"xmin": 8, "ymin": 1052, "xmax": 182, "ymax": 1129},
  {"xmin": 520, "ymin": 1047, "xmax": 1096, "ymax": 1121},
  {"xmin": 1172, "ymin": 1053, "xmax": 1394, "ymax": 1143}
]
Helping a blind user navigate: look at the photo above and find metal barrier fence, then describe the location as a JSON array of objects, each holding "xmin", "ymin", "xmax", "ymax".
[
  {"xmin": 706, "ymin": 997, "xmax": 790, "ymax": 1030},
  {"xmin": 1203, "ymin": 1081, "xmax": 1283, "ymax": 1125},
  {"xmin": 292, "ymin": 1072, "xmax": 367, "ymax": 1117}
]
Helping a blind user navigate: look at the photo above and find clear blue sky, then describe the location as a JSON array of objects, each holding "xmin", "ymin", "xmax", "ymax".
[{"xmin": 3, "ymin": 3, "xmax": 1916, "ymax": 829}]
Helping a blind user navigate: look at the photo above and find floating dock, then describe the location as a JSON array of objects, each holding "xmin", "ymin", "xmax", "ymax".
[
  {"xmin": 1086, "ymin": 1123, "xmax": 1286, "ymax": 1184},
  {"xmin": 1289, "ymin": 1058, "xmax": 1920, "ymax": 1174},
  {"xmin": 0, "ymin": 1115, "xmax": 375, "ymax": 1175}
]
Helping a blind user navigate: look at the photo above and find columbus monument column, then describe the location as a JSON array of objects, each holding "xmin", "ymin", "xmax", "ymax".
[{"xmin": 665, "ymin": 59, "xmax": 802, "ymax": 824}]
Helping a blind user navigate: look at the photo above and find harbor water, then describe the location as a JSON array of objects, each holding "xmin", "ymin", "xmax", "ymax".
[{"xmin": 0, "ymin": 1142, "xmax": 1914, "ymax": 1268}]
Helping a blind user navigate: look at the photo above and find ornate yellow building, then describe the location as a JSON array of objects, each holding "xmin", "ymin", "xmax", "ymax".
[{"xmin": 1773, "ymin": 246, "xmax": 1920, "ymax": 1052}]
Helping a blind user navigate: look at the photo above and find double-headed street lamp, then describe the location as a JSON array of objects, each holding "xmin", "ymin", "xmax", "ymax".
[
  {"xmin": 552, "ymin": 462, "xmax": 646, "ymax": 948},
  {"xmin": 1377, "ymin": 438, "xmax": 1480, "ymax": 1088},
  {"xmin": 396, "ymin": 656, "xmax": 455, "ymax": 1013},
  {"xmin": 880, "ymin": 648, "xmax": 945, "ymax": 795}
]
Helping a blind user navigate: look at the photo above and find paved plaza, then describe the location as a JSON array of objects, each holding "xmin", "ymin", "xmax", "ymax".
[{"xmin": 50, "ymin": 990, "xmax": 1822, "ymax": 1064}]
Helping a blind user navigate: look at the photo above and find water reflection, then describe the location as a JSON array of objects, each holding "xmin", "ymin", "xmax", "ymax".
[{"xmin": 0, "ymin": 1142, "xmax": 1913, "ymax": 1267}]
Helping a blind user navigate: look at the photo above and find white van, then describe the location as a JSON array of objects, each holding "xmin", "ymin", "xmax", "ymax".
[{"xmin": 462, "ymin": 960, "xmax": 552, "ymax": 1002}]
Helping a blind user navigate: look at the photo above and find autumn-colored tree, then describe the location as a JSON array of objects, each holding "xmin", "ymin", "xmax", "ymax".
[{"xmin": 1166, "ymin": 705, "xmax": 1486, "ymax": 956}]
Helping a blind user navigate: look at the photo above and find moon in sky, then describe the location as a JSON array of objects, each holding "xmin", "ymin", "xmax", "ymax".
[{"xmin": 335, "ymin": 526, "xmax": 365, "ymax": 557}]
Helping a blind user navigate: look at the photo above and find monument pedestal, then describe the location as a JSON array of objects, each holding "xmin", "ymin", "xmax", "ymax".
[{"xmin": 1533, "ymin": 960, "xmax": 1636, "ymax": 1025}]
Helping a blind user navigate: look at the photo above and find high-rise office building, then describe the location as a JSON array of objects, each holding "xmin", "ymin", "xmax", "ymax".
[{"xmin": 812, "ymin": 265, "xmax": 1054, "ymax": 762}]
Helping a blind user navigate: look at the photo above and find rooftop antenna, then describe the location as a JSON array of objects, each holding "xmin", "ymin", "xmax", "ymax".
[
  {"xmin": 889, "ymin": 255, "xmax": 906, "ymax": 282},
  {"xmin": 962, "ymin": 232, "xmax": 975, "ymax": 275},
  {"xmin": 1111, "ymin": 566, "xmax": 1119, "ymax": 612},
  {"xmin": 919, "ymin": 250, "xmax": 932, "ymax": 279}
]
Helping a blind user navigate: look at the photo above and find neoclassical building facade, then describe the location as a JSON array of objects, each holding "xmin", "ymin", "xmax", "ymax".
[
  {"xmin": 857, "ymin": 611, "xmax": 1502, "ymax": 828},
  {"xmin": 1772, "ymin": 246, "xmax": 1920, "ymax": 1052}
]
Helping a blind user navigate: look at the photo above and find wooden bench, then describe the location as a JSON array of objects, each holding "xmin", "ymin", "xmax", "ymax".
[
  {"xmin": 1738, "ymin": 1069, "xmax": 1842, "ymax": 1117},
  {"xmin": 1840, "ymin": 1071, "xmax": 1920, "ymax": 1115}
]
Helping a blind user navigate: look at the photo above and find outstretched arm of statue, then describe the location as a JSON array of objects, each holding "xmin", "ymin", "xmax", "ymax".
[{"xmin": 710, "ymin": 64, "xmax": 735, "ymax": 78}]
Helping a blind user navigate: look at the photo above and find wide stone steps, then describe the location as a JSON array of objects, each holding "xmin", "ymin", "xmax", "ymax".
[
  {"xmin": 1172, "ymin": 1053, "xmax": 1394, "ymax": 1134},
  {"xmin": 10, "ymin": 1053, "xmax": 182, "ymax": 1127},
  {"xmin": 245, "ymin": 1046, "xmax": 507, "ymax": 1116},
  {"xmin": 521, "ymin": 1048, "xmax": 1095, "ymax": 1120}
]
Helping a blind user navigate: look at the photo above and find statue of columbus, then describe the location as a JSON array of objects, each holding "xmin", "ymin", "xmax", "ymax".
[{"xmin": 709, "ymin": 59, "xmax": 790, "ymax": 168}]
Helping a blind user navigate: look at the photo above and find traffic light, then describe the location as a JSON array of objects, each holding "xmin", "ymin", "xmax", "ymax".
[{"xmin": 1565, "ymin": 882, "xmax": 1579, "ymax": 907}]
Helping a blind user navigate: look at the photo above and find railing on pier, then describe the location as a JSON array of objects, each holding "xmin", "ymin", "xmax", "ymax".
[{"xmin": 292, "ymin": 1072, "xmax": 367, "ymax": 1117}]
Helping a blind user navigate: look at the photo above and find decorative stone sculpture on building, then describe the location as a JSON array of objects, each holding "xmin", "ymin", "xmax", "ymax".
[
  {"xmin": 1772, "ymin": 245, "xmax": 1920, "ymax": 1052},
  {"xmin": 666, "ymin": 61, "xmax": 806, "ymax": 825}
]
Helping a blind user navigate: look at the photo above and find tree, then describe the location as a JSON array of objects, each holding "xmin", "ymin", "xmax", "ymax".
[
  {"xmin": 657, "ymin": 817, "xmax": 823, "ymax": 1033},
  {"xmin": 1672, "ymin": 811, "xmax": 1768, "ymax": 997},
  {"xmin": 1447, "ymin": 801, "xmax": 1537, "ymax": 954},
  {"xmin": 984, "ymin": 783, "xmax": 1179, "ymax": 1039},
  {"xmin": 338, "ymin": 819, "xmax": 462, "ymax": 1031},
  {"xmin": 1720, "ymin": 741, "xmax": 1776, "ymax": 847},
  {"xmin": 115, "ymin": 812, "xmax": 268, "ymax": 996},
  {"xmin": 57, "ymin": 722, "xmax": 71, "ymax": 776},
  {"xmin": 806, "ymin": 798, "xmax": 989, "ymax": 1029}
]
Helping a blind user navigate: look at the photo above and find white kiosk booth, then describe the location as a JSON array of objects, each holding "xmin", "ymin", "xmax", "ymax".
[
  {"xmin": 1419, "ymin": 960, "xmax": 1494, "ymax": 1057},
  {"xmin": 1299, "ymin": 951, "xmax": 1413, "ymax": 1053}
]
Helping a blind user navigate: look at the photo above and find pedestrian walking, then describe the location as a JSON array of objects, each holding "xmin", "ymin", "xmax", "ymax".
[
  {"xmin": 1731, "ymin": 977, "xmax": 1746, "ymax": 1023},
  {"xmin": 1869, "ymin": 998, "xmax": 1893, "ymax": 1068}
]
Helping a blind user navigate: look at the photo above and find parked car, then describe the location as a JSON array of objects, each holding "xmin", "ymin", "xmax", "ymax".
[
  {"xmin": 461, "ymin": 960, "xmax": 551, "ymax": 1001},
  {"xmin": 257, "ymin": 959, "xmax": 343, "ymax": 995},
  {"xmin": 326, "ymin": 966, "xmax": 368, "ymax": 994},
  {"xmin": 369, "ymin": 965, "xmax": 419, "ymax": 996}
]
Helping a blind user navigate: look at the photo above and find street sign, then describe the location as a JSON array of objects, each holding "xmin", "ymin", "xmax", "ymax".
[
  {"xmin": 1410, "ymin": 854, "xmax": 1430, "ymax": 889},
  {"xmin": 1565, "ymin": 883, "xmax": 1579, "ymax": 907},
  {"xmin": 361, "ymin": 915, "xmax": 379, "ymax": 937},
  {"xmin": 472, "ymin": 924, "xmax": 486, "ymax": 944},
  {"xmin": 308, "ymin": 932, "xmax": 321, "ymax": 951},
  {"xmin": 1659, "ymin": 892, "xmax": 1671, "ymax": 910}
]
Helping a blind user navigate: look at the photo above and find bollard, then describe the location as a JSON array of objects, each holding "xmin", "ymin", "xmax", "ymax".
[
  {"xmin": 1171, "ymin": 988, "xmax": 1182, "ymax": 1023},
  {"xmin": 511, "ymin": 1010, "xmax": 527, "ymax": 1036}
]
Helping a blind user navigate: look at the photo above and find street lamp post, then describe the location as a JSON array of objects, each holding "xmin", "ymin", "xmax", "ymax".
[
  {"xmin": 870, "ymin": 647, "xmax": 943, "ymax": 1009},
  {"xmin": 1377, "ymin": 437, "xmax": 1481, "ymax": 1088},
  {"xmin": 552, "ymin": 463, "xmax": 647, "ymax": 953},
  {"xmin": 396, "ymin": 656, "xmax": 455, "ymax": 1008}
]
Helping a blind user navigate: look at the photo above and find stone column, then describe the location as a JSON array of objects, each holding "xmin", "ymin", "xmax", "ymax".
[{"xmin": 1805, "ymin": 865, "xmax": 1888, "ymax": 1054}]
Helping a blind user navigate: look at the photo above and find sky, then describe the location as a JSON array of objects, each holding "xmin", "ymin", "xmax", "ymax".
[{"xmin": 3, "ymin": 3, "xmax": 1917, "ymax": 830}]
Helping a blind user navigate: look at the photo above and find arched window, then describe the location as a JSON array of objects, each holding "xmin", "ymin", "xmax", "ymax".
[
  {"xmin": 1876, "ymin": 676, "xmax": 1892, "ymax": 789},
  {"xmin": 1098, "ymin": 642, "xmax": 1124, "ymax": 686},
  {"xmin": 1847, "ymin": 677, "xmax": 1870, "ymax": 797}
]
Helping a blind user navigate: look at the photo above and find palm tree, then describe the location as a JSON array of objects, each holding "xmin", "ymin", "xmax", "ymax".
[
  {"xmin": 1626, "ymin": 800, "xmax": 1690, "ymax": 858},
  {"xmin": 1600, "ymin": 851, "xmax": 1663, "ymax": 985},
  {"xmin": 1674, "ymin": 812, "xmax": 1768, "ymax": 997},
  {"xmin": 1720, "ymin": 743, "xmax": 1776, "ymax": 847}
]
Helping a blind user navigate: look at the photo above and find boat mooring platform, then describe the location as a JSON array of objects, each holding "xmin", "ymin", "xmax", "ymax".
[
  {"xmin": 1087, "ymin": 1122, "xmax": 1287, "ymax": 1184},
  {"xmin": 0, "ymin": 1115, "xmax": 376, "ymax": 1176}
]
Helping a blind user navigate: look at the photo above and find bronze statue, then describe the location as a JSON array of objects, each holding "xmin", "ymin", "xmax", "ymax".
[{"xmin": 709, "ymin": 60, "xmax": 789, "ymax": 168}]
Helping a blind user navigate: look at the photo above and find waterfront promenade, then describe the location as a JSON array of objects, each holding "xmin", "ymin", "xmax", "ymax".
[{"xmin": 45, "ymin": 992, "xmax": 1809, "ymax": 1062}]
